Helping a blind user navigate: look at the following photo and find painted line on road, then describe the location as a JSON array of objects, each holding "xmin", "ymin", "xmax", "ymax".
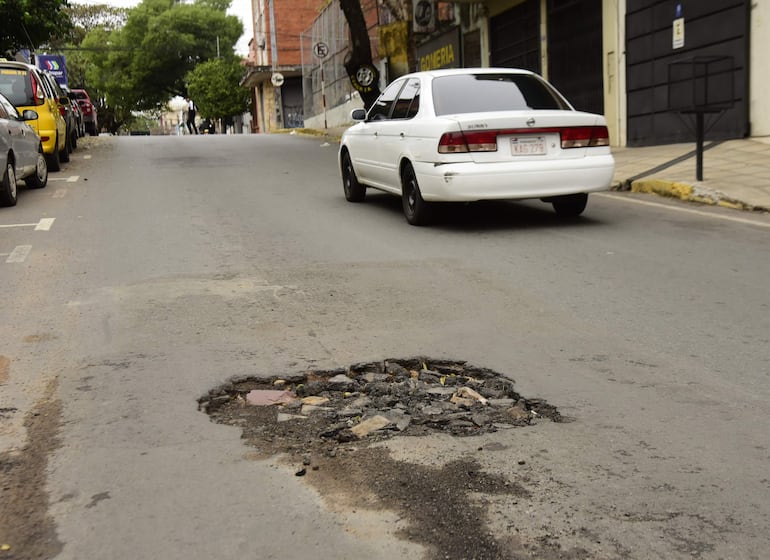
[
  {"xmin": 0, "ymin": 218, "xmax": 54, "ymax": 230},
  {"xmin": 53, "ymin": 188, "xmax": 67, "ymax": 198},
  {"xmin": 596, "ymin": 193, "xmax": 770, "ymax": 229},
  {"xmin": 35, "ymin": 218, "xmax": 55, "ymax": 231},
  {"xmin": 49, "ymin": 175, "xmax": 79, "ymax": 182},
  {"xmin": 6, "ymin": 245, "xmax": 32, "ymax": 263},
  {"xmin": 83, "ymin": 155, "xmax": 92, "ymax": 160}
]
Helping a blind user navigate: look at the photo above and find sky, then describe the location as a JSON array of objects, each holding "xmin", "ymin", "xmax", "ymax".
[{"xmin": 69, "ymin": 0, "xmax": 253, "ymax": 56}]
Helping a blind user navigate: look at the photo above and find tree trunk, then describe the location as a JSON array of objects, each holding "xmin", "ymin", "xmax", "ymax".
[{"xmin": 339, "ymin": 0, "xmax": 381, "ymax": 110}]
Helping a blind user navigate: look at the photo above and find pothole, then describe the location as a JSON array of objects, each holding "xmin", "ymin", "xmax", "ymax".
[{"xmin": 200, "ymin": 358, "xmax": 578, "ymax": 560}]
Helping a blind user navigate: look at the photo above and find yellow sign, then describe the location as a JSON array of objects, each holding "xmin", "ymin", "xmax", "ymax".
[
  {"xmin": 419, "ymin": 44, "xmax": 455, "ymax": 71},
  {"xmin": 673, "ymin": 17, "xmax": 685, "ymax": 49}
]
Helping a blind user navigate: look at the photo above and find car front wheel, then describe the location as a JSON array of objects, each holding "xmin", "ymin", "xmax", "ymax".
[
  {"xmin": 0, "ymin": 160, "xmax": 18, "ymax": 207},
  {"xmin": 341, "ymin": 151, "xmax": 365, "ymax": 202},
  {"xmin": 25, "ymin": 148, "xmax": 48, "ymax": 189},
  {"xmin": 551, "ymin": 193, "xmax": 588, "ymax": 217},
  {"xmin": 401, "ymin": 163, "xmax": 431, "ymax": 226}
]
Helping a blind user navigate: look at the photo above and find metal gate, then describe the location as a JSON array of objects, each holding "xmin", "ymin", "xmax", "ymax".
[
  {"xmin": 547, "ymin": 0, "xmax": 603, "ymax": 115},
  {"xmin": 489, "ymin": 0, "xmax": 541, "ymax": 73},
  {"xmin": 625, "ymin": 0, "xmax": 748, "ymax": 146}
]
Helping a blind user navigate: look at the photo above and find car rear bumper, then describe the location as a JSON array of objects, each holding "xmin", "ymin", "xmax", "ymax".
[{"xmin": 413, "ymin": 155, "xmax": 615, "ymax": 202}]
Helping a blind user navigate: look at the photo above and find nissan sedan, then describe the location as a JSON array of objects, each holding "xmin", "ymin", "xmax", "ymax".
[{"xmin": 339, "ymin": 68, "xmax": 615, "ymax": 225}]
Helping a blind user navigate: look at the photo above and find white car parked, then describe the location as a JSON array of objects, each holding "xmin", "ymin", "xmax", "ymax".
[{"xmin": 339, "ymin": 68, "xmax": 615, "ymax": 225}]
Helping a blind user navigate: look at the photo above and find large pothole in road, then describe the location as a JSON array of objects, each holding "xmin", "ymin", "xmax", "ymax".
[{"xmin": 200, "ymin": 358, "xmax": 580, "ymax": 560}]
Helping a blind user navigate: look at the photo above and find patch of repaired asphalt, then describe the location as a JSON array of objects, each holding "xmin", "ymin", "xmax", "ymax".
[
  {"xmin": 201, "ymin": 358, "xmax": 588, "ymax": 560},
  {"xmin": 0, "ymin": 379, "xmax": 63, "ymax": 560}
]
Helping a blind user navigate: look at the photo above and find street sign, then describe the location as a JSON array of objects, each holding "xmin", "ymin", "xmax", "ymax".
[
  {"xmin": 673, "ymin": 17, "xmax": 685, "ymax": 49},
  {"xmin": 271, "ymin": 72, "xmax": 284, "ymax": 87},
  {"xmin": 313, "ymin": 42, "xmax": 329, "ymax": 59}
]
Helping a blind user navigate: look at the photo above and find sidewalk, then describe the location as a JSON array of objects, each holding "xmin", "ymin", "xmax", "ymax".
[
  {"xmin": 610, "ymin": 137, "xmax": 770, "ymax": 212},
  {"xmin": 299, "ymin": 126, "xmax": 770, "ymax": 213}
]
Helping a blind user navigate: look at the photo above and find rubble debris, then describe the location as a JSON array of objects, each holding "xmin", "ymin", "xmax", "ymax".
[{"xmin": 199, "ymin": 358, "xmax": 563, "ymax": 450}]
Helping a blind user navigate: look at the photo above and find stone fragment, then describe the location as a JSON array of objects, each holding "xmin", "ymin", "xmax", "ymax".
[
  {"xmin": 454, "ymin": 387, "xmax": 488, "ymax": 405},
  {"xmin": 426, "ymin": 387, "xmax": 456, "ymax": 397},
  {"xmin": 245, "ymin": 390, "xmax": 297, "ymax": 406},
  {"xmin": 301, "ymin": 396, "xmax": 330, "ymax": 406},
  {"xmin": 350, "ymin": 415, "xmax": 391, "ymax": 438},
  {"xmin": 277, "ymin": 413, "xmax": 308, "ymax": 423},
  {"xmin": 328, "ymin": 374, "xmax": 354, "ymax": 386},
  {"xmin": 273, "ymin": 379, "xmax": 286, "ymax": 386},
  {"xmin": 488, "ymin": 398, "xmax": 515, "ymax": 408},
  {"xmin": 301, "ymin": 404, "xmax": 334, "ymax": 415},
  {"xmin": 506, "ymin": 401, "xmax": 531, "ymax": 422}
]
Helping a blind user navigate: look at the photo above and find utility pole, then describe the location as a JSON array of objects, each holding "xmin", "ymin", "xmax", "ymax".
[{"xmin": 268, "ymin": 0, "xmax": 282, "ymax": 129}]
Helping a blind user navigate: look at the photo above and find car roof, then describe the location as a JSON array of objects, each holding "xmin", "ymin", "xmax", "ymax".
[
  {"xmin": 400, "ymin": 67, "xmax": 538, "ymax": 80},
  {"xmin": 0, "ymin": 60, "xmax": 37, "ymax": 72}
]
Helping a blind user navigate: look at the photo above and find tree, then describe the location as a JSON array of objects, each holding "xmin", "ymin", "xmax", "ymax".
[
  {"xmin": 0, "ymin": 0, "xmax": 72, "ymax": 55},
  {"xmin": 186, "ymin": 57, "xmax": 250, "ymax": 123},
  {"xmin": 82, "ymin": 0, "xmax": 243, "ymax": 112},
  {"xmin": 339, "ymin": 0, "xmax": 381, "ymax": 109}
]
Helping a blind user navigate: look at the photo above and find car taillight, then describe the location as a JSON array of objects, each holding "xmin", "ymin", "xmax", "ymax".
[
  {"xmin": 560, "ymin": 126, "xmax": 610, "ymax": 148},
  {"xmin": 438, "ymin": 131, "xmax": 499, "ymax": 153},
  {"xmin": 59, "ymin": 105, "xmax": 66, "ymax": 116},
  {"xmin": 30, "ymin": 77, "xmax": 44, "ymax": 106},
  {"xmin": 438, "ymin": 126, "xmax": 610, "ymax": 153}
]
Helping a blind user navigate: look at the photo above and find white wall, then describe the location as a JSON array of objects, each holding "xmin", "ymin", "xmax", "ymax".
[{"xmin": 750, "ymin": 1, "xmax": 770, "ymax": 137}]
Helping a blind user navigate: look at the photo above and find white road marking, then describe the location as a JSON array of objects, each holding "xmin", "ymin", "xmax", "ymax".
[
  {"xmin": 83, "ymin": 155, "xmax": 92, "ymax": 159},
  {"xmin": 53, "ymin": 189, "xmax": 67, "ymax": 198},
  {"xmin": 49, "ymin": 175, "xmax": 79, "ymax": 182},
  {"xmin": 35, "ymin": 218, "xmax": 55, "ymax": 231},
  {"xmin": 597, "ymin": 193, "xmax": 770, "ymax": 229},
  {"xmin": 6, "ymin": 245, "xmax": 32, "ymax": 263},
  {"xmin": 0, "ymin": 222, "xmax": 38, "ymax": 229}
]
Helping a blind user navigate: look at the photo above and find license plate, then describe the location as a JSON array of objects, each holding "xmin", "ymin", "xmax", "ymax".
[{"xmin": 510, "ymin": 136, "xmax": 546, "ymax": 156}]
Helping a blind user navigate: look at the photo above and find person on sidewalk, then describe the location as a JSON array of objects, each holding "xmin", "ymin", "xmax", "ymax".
[{"xmin": 185, "ymin": 97, "xmax": 199, "ymax": 135}]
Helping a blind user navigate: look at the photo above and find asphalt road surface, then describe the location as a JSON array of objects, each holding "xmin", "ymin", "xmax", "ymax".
[{"xmin": 1, "ymin": 133, "xmax": 768, "ymax": 560}]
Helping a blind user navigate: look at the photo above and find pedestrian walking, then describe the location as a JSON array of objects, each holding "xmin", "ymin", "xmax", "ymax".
[{"xmin": 185, "ymin": 97, "xmax": 198, "ymax": 135}]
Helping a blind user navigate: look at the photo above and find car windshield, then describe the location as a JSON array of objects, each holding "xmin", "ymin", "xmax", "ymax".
[
  {"xmin": 432, "ymin": 73, "xmax": 570, "ymax": 115},
  {"xmin": 0, "ymin": 69, "xmax": 34, "ymax": 106}
]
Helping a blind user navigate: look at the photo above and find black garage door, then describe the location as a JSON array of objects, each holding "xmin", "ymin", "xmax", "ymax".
[
  {"xmin": 547, "ymin": 0, "xmax": 604, "ymax": 115},
  {"xmin": 626, "ymin": 0, "xmax": 749, "ymax": 146},
  {"xmin": 489, "ymin": 0, "xmax": 541, "ymax": 73}
]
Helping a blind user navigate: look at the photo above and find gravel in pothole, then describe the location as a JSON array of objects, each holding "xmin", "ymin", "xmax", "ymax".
[{"xmin": 199, "ymin": 357, "xmax": 563, "ymax": 455}]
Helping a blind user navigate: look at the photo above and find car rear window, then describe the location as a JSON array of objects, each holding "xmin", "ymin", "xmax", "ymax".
[
  {"xmin": 73, "ymin": 91, "xmax": 89, "ymax": 101},
  {"xmin": 432, "ymin": 73, "xmax": 570, "ymax": 116},
  {"xmin": 0, "ymin": 69, "xmax": 34, "ymax": 106}
]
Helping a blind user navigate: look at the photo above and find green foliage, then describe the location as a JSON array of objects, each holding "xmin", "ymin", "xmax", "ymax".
[
  {"xmin": 79, "ymin": 0, "xmax": 243, "ymax": 111},
  {"xmin": 186, "ymin": 57, "xmax": 250, "ymax": 119},
  {"xmin": 0, "ymin": 0, "xmax": 72, "ymax": 55}
]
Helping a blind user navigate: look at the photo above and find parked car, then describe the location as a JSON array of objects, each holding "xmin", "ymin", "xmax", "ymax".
[
  {"xmin": 0, "ymin": 92, "xmax": 48, "ymax": 207},
  {"xmin": 0, "ymin": 60, "xmax": 69, "ymax": 171},
  {"xmin": 40, "ymin": 72, "xmax": 78, "ymax": 153},
  {"xmin": 62, "ymin": 85, "xmax": 85, "ymax": 138},
  {"xmin": 339, "ymin": 68, "xmax": 616, "ymax": 225},
  {"xmin": 71, "ymin": 88, "xmax": 98, "ymax": 136}
]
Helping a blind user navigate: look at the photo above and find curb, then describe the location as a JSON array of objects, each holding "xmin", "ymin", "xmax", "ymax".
[{"xmin": 630, "ymin": 179, "xmax": 765, "ymax": 212}]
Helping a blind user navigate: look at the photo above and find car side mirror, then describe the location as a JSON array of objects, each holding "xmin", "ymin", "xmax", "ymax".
[
  {"xmin": 350, "ymin": 108, "xmax": 366, "ymax": 121},
  {"xmin": 59, "ymin": 96, "xmax": 70, "ymax": 105},
  {"xmin": 21, "ymin": 109, "xmax": 39, "ymax": 121}
]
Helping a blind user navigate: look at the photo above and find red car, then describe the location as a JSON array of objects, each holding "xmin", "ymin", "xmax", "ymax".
[{"xmin": 71, "ymin": 89, "xmax": 98, "ymax": 135}]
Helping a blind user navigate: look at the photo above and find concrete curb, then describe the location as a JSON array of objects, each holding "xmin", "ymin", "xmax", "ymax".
[{"xmin": 630, "ymin": 179, "xmax": 767, "ymax": 212}]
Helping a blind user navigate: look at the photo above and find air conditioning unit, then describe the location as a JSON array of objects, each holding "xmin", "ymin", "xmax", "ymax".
[{"xmin": 413, "ymin": 0, "xmax": 435, "ymax": 34}]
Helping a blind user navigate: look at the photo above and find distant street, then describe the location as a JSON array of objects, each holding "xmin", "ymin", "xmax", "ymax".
[{"xmin": 1, "ymin": 133, "xmax": 768, "ymax": 560}]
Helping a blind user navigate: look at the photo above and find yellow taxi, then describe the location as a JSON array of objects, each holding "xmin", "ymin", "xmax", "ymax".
[{"xmin": 0, "ymin": 60, "xmax": 68, "ymax": 171}]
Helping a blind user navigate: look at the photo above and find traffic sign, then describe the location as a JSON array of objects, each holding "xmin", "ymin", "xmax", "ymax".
[
  {"xmin": 271, "ymin": 72, "xmax": 284, "ymax": 87},
  {"xmin": 313, "ymin": 42, "xmax": 329, "ymax": 59}
]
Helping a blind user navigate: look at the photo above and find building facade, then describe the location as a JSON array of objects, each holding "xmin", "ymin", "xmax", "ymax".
[
  {"xmin": 241, "ymin": 0, "xmax": 320, "ymax": 132},
  {"xmin": 245, "ymin": 0, "xmax": 768, "ymax": 146}
]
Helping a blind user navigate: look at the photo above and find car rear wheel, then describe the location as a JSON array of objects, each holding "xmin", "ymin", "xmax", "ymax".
[
  {"xmin": 552, "ymin": 193, "xmax": 588, "ymax": 217},
  {"xmin": 341, "ymin": 151, "xmax": 365, "ymax": 202},
  {"xmin": 401, "ymin": 163, "xmax": 432, "ymax": 226},
  {"xmin": 0, "ymin": 160, "xmax": 18, "ymax": 207},
  {"xmin": 46, "ymin": 135, "xmax": 61, "ymax": 172},
  {"xmin": 25, "ymin": 148, "xmax": 48, "ymax": 189}
]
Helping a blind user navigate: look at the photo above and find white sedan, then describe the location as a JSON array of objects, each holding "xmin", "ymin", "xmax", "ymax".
[{"xmin": 339, "ymin": 68, "xmax": 615, "ymax": 225}]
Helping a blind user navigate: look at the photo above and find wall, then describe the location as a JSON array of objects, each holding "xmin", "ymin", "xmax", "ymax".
[{"xmin": 750, "ymin": 0, "xmax": 770, "ymax": 137}]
